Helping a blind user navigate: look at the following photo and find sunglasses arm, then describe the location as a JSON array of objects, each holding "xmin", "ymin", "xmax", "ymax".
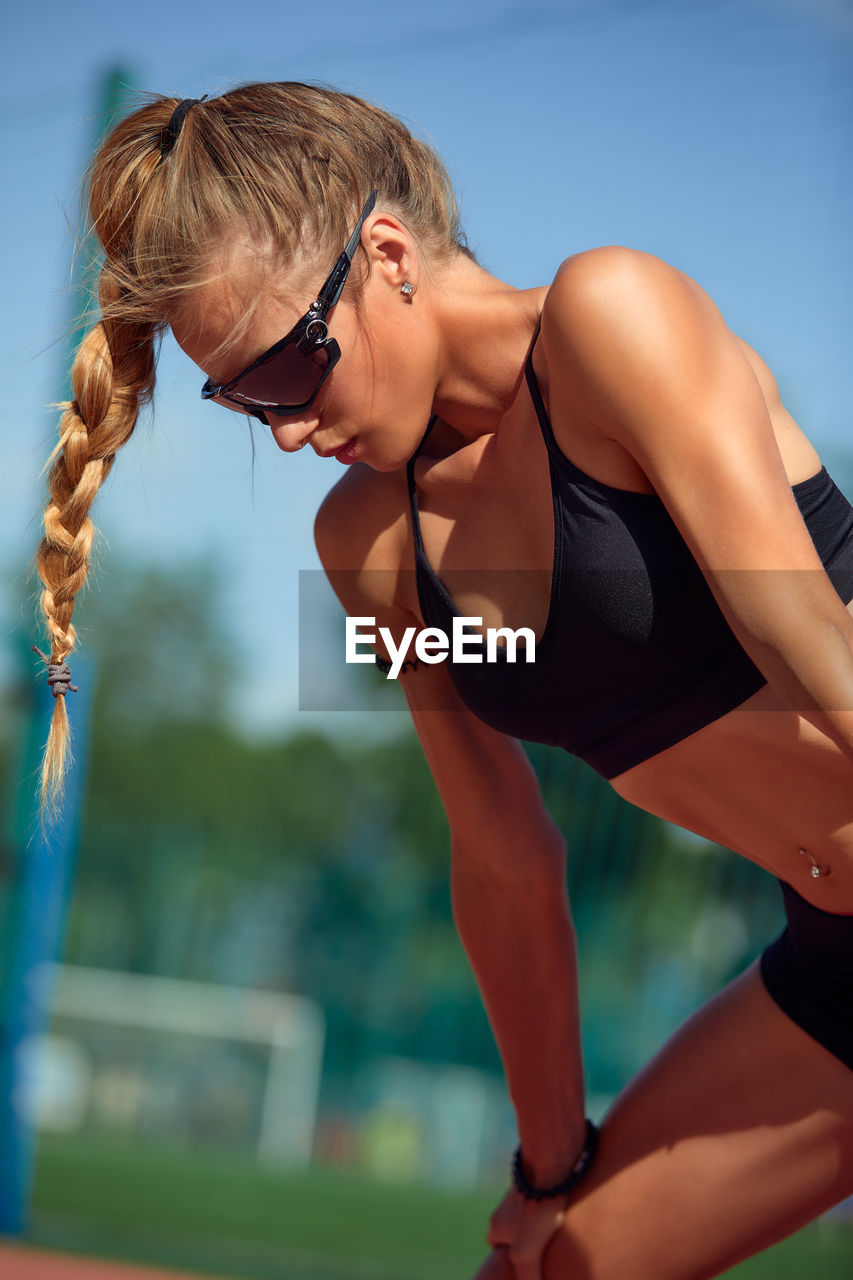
[{"xmin": 316, "ymin": 189, "xmax": 378, "ymax": 314}]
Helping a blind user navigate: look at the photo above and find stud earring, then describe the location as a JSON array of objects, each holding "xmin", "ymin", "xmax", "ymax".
[
  {"xmin": 799, "ymin": 848, "xmax": 831, "ymax": 879},
  {"xmin": 400, "ymin": 282, "xmax": 414, "ymax": 298}
]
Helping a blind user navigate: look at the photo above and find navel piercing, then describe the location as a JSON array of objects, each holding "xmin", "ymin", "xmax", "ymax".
[
  {"xmin": 400, "ymin": 281, "xmax": 414, "ymax": 298},
  {"xmin": 799, "ymin": 847, "xmax": 831, "ymax": 879}
]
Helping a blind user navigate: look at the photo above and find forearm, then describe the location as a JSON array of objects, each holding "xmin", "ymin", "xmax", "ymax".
[
  {"xmin": 770, "ymin": 639, "xmax": 853, "ymax": 763},
  {"xmin": 451, "ymin": 824, "xmax": 587, "ymax": 1183},
  {"xmin": 729, "ymin": 573, "xmax": 853, "ymax": 760},
  {"xmin": 753, "ymin": 606, "xmax": 850, "ymax": 757}
]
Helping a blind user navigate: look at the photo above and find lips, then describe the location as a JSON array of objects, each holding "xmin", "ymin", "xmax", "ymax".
[{"xmin": 333, "ymin": 437, "xmax": 358, "ymax": 463}]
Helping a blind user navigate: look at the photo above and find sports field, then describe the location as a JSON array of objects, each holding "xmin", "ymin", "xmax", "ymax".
[{"xmin": 8, "ymin": 1130, "xmax": 851, "ymax": 1279}]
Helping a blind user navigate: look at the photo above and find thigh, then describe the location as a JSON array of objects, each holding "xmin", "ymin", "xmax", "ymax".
[{"xmin": 541, "ymin": 960, "xmax": 853, "ymax": 1280}]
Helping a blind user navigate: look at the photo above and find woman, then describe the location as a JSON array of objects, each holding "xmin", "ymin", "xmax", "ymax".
[{"xmin": 33, "ymin": 83, "xmax": 853, "ymax": 1280}]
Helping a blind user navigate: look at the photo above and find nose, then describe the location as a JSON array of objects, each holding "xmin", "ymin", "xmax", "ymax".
[{"xmin": 266, "ymin": 414, "xmax": 318, "ymax": 454}]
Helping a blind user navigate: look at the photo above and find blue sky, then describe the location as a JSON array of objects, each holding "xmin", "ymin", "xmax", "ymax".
[{"xmin": 3, "ymin": 0, "xmax": 852, "ymax": 740}]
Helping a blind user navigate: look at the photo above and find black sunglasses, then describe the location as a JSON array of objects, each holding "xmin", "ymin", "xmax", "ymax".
[{"xmin": 200, "ymin": 190, "xmax": 378, "ymax": 423}]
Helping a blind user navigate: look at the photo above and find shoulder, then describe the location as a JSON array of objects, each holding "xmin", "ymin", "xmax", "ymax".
[
  {"xmin": 542, "ymin": 245, "xmax": 721, "ymax": 356},
  {"xmin": 314, "ymin": 461, "xmax": 409, "ymax": 570},
  {"xmin": 544, "ymin": 244, "xmax": 703, "ymax": 310},
  {"xmin": 313, "ymin": 460, "xmax": 417, "ymax": 624},
  {"xmin": 538, "ymin": 245, "xmax": 736, "ymax": 430},
  {"xmin": 536, "ymin": 249, "xmax": 835, "ymax": 580}
]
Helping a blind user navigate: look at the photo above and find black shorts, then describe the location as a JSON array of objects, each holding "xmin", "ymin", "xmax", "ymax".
[{"xmin": 759, "ymin": 878, "xmax": 853, "ymax": 1070}]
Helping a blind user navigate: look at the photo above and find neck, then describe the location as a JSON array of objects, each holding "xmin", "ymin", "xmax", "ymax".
[{"xmin": 428, "ymin": 258, "xmax": 548, "ymax": 441}]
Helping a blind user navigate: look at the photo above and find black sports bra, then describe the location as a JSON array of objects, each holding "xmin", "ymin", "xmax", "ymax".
[{"xmin": 406, "ymin": 322, "xmax": 853, "ymax": 779}]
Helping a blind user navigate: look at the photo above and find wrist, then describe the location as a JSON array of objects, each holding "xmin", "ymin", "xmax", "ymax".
[
  {"xmin": 519, "ymin": 1119, "xmax": 590, "ymax": 1186},
  {"xmin": 513, "ymin": 1119, "xmax": 600, "ymax": 1201}
]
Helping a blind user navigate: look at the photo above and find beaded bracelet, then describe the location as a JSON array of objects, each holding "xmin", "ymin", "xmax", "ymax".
[
  {"xmin": 375, "ymin": 653, "xmax": 421, "ymax": 675},
  {"xmin": 512, "ymin": 1120, "xmax": 600, "ymax": 1201}
]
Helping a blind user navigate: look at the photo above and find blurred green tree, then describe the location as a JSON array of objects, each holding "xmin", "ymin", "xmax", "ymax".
[{"xmin": 72, "ymin": 554, "xmax": 239, "ymax": 736}]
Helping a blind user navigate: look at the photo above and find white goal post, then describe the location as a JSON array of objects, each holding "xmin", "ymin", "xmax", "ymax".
[{"xmin": 21, "ymin": 963, "xmax": 325, "ymax": 1166}]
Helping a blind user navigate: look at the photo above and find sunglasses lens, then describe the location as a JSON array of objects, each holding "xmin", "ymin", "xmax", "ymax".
[
  {"xmin": 230, "ymin": 343, "xmax": 331, "ymax": 414},
  {"xmin": 223, "ymin": 401, "xmax": 271, "ymax": 425}
]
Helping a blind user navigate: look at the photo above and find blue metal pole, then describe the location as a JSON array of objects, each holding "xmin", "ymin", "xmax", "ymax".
[
  {"xmin": 0, "ymin": 645, "xmax": 94, "ymax": 1234},
  {"xmin": 0, "ymin": 64, "xmax": 133, "ymax": 1238}
]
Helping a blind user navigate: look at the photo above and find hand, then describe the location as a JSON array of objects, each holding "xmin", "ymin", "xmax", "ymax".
[{"xmin": 486, "ymin": 1183, "xmax": 569, "ymax": 1280}]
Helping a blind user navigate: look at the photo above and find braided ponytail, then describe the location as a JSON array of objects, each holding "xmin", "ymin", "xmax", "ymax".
[{"xmin": 33, "ymin": 274, "xmax": 156, "ymax": 825}]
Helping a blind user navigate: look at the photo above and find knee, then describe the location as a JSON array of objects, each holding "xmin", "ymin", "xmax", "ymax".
[{"xmin": 543, "ymin": 1214, "xmax": 663, "ymax": 1280}]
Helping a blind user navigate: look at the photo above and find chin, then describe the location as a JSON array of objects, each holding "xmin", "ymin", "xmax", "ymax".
[
  {"xmin": 361, "ymin": 454, "xmax": 396, "ymax": 474},
  {"xmin": 345, "ymin": 434, "xmax": 394, "ymax": 473}
]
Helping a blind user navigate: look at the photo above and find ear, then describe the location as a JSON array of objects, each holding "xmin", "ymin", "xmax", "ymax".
[{"xmin": 361, "ymin": 213, "xmax": 420, "ymax": 294}]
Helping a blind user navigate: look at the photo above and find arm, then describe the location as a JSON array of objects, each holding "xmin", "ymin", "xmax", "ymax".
[
  {"xmin": 403, "ymin": 663, "xmax": 587, "ymax": 1180},
  {"xmin": 541, "ymin": 247, "xmax": 853, "ymax": 760},
  {"xmin": 403, "ymin": 665, "xmax": 588, "ymax": 1280},
  {"xmin": 314, "ymin": 474, "xmax": 588, "ymax": 1181}
]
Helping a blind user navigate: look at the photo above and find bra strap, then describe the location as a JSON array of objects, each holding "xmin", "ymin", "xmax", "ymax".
[{"xmin": 524, "ymin": 316, "xmax": 563, "ymax": 459}]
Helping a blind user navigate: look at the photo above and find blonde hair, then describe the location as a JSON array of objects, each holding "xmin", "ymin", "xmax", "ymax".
[{"xmin": 32, "ymin": 81, "xmax": 471, "ymax": 827}]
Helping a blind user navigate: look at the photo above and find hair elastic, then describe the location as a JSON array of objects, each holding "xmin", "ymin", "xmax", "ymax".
[
  {"xmin": 160, "ymin": 95, "xmax": 208, "ymax": 159},
  {"xmin": 31, "ymin": 646, "xmax": 78, "ymax": 698}
]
